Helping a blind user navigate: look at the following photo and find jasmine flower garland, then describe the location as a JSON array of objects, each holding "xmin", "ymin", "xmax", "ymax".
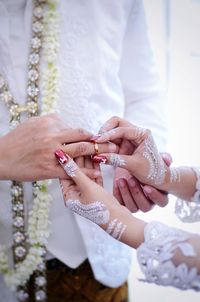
[{"xmin": 0, "ymin": 0, "xmax": 60, "ymax": 292}]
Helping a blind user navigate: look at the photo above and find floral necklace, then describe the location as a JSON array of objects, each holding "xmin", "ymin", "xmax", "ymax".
[{"xmin": 0, "ymin": 0, "xmax": 59, "ymax": 301}]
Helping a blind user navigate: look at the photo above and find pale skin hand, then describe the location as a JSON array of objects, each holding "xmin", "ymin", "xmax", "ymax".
[
  {"xmin": 57, "ymin": 153, "xmax": 146, "ymax": 249},
  {"xmin": 114, "ymin": 134, "xmax": 157, "ymax": 212},
  {"xmin": 113, "ymin": 168, "xmax": 155, "ymax": 212},
  {"xmin": 57, "ymin": 153, "xmax": 200, "ymax": 272},
  {"xmin": 94, "ymin": 117, "xmax": 197, "ymax": 201},
  {"xmin": 96, "ymin": 117, "xmax": 171, "ymax": 211},
  {"xmin": 113, "ymin": 156, "xmax": 171, "ymax": 212},
  {"xmin": 57, "ymin": 153, "xmax": 200, "ymax": 275},
  {"xmin": 0, "ymin": 114, "xmax": 117, "ymax": 182}
]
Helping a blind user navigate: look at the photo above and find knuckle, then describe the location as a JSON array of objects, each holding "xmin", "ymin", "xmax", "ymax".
[
  {"xmin": 45, "ymin": 162, "xmax": 52, "ymax": 174},
  {"xmin": 77, "ymin": 127, "xmax": 87, "ymax": 137},
  {"xmin": 42, "ymin": 135, "xmax": 53, "ymax": 145},
  {"xmin": 77, "ymin": 142, "xmax": 87, "ymax": 155},
  {"xmin": 40, "ymin": 116, "xmax": 51, "ymax": 129},
  {"xmin": 131, "ymin": 186, "xmax": 141, "ymax": 195}
]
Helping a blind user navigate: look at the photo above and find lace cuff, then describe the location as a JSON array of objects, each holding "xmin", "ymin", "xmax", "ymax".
[
  {"xmin": 175, "ymin": 167, "xmax": 200, "ymax": 222},
  {"xmin": 137, "ymin": 221, "xmax": 200, "ymax": 291}
]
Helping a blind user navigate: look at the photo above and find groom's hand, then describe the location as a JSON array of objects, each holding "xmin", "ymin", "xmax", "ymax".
[{"xmin": 0, "ymin": 113, "xmax": 117, "ymax": 181}]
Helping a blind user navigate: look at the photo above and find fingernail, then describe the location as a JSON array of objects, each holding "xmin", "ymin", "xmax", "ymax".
[
  {"xmin": 55, "ymin": 150, "xmax": 69, "ymax": 165},
  {"xmin": 118, "ymin": 179, "xmax": 126, "ymax": 188},
  {"xmin": 90, "ymin": 134, "xmax": 101, "ymax": 142},
  {"xmin": 144, "ymin": 187, "xmax": 152, "ymax": 194},
  {"xmin": 92, "ymin": 155, "xmax": 107, "ymax": 164},
  {"xmin": 129, "ymin": 178, "xmax": 136, "ymax": 188},
  {"xmin": 108, "ymin": 142, "xmax": 116, "ymax": 152}
]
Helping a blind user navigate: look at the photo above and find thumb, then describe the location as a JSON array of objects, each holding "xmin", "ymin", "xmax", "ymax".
[{"xmin": 55, "ymin": 149, "xmax": 91, "ymax": 189}]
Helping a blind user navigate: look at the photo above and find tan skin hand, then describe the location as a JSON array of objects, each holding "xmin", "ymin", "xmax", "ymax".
[
  {"xmin": 0, "ymin": 114, "xmax": 116, "ymax": 182},
  {"xmin": 59, "ymin": 154, "xmax": 146, "ymax": 249}
]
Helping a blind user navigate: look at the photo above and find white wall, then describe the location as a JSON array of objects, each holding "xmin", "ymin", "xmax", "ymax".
[{"xmin": 129, "ymin": 1, "xmax": 200, "ymax": 301}]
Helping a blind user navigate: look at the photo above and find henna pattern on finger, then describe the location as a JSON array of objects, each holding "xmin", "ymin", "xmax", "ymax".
[
  {"xmin": 55, "ymin": 150, "xmax": 77, "ymax": 177},
  {"xmin": 110, "ymin": 154, "xmax": 125, "ymax": 168},
  {"xmin": 143, "ymin": 134, "xmax": 167, "ymax": 185},
  {"xmin": 64, "ymin": 159, "xmax": 77, "ymax": 178}
]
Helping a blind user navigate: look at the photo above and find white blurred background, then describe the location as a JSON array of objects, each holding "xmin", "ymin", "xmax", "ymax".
[{"xmin": 129, "ymin": 0, "xmax": 200, "ymax": 301}]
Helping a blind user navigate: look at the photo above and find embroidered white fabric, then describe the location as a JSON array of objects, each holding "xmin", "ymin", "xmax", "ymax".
[
  {"xmin": 175, "ymin": 167, "xmax": 200, "ymax": 222},
  {"xmin": 137, "ymin": 221, "xmax": 200, "ymax": 291}
]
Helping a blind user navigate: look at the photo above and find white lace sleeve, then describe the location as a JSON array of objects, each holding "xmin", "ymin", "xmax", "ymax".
[
  {"xmin": 137, "ymin": 221, "xmax": 200, "ymax": 291},
  {"xmin": 175, "ymin": 167, "xmax": 200, "ymax": 222}
]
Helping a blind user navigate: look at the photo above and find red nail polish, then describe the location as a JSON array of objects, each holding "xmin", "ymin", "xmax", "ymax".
[
  {"xmin": 55, "ymin": 150, "xmax": 69, "ymax": 165},
  {"xmin": 90, "ymin": 134, "xmax": 101, "ymax": 142},
  {"xmin": 92, "ymin": 155, "xmax": 107, "ymax": 164}
]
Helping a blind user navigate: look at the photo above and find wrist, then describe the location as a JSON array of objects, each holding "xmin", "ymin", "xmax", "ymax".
[
  {"xmin": 151, "ymin": 166, "xmax": 172, "ymax": 193},
  {"xmin": 157, "ymin": 166, "xmax": 197, "ymax": 201},
  {"xmin": 116, "ymin": 204, "xmax": 146, "ymax": 248}
]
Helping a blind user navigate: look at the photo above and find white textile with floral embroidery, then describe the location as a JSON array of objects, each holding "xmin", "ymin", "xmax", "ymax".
[
  {"xmin": 137, "ymin": 221, "xmax": 200, "ymax": 291},
  {"xmin": 137, "ymin": 167, "xmax": 200, "ymax": 291}
]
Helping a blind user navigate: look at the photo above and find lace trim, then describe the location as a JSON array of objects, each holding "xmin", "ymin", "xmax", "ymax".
[
  {"xmin": 137, "ymin": 221, "xmax": 200, "ymax": 291},
  {"xmin": 175, "ymin": 167, "xmax": 200, "ymax": 222}
]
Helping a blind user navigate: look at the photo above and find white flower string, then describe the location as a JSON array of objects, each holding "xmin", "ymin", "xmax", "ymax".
[
  {"xmin": 42, "ymin": 0, "xmax": 60, "ymax": 115},
  {"xmin": 0, "ymin": 0, "xmax": 60, "ymax": 298},
  {"xmin": 0, "ymin": 185, "xmax": 52, "ymax": 290}
]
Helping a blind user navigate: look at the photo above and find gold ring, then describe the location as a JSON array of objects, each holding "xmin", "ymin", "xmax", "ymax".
[{"xmin": 94, "ymin": 142, "xmax": 99, "ymax": 154}]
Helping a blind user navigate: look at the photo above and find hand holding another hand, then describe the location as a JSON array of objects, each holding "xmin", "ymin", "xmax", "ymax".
[
  {"xmin": 56, "ymin": 150, "xmax": 145, "ymax": 248},
  {"xmin": 92, "ymin": 117, "xmax": 172, "ymax": 205},
  {"xmin": 0, "ymin": 113, "xmax": 117, "ymax": 181}
]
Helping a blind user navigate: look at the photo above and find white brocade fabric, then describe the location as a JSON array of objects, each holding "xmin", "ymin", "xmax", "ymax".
[
  {"xmin": 175, "ymin": 167, "xmax": 200, "ymax": 222},
  {"xmin": 137, "ymin": 221, "xmax": 200, "ymax": 291},
  {"xmin": 0, "ymin": 0, "xmax": 167, "ymax": 297}
]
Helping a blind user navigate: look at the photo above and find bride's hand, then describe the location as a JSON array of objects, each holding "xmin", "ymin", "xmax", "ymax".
[
  {"xmin": 55, "ymin": 150, "xmax": 145, "ymax": 246},
  {"xmin": 91, "ymin": 117, "xmax": 171, "ymax": 191}
]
